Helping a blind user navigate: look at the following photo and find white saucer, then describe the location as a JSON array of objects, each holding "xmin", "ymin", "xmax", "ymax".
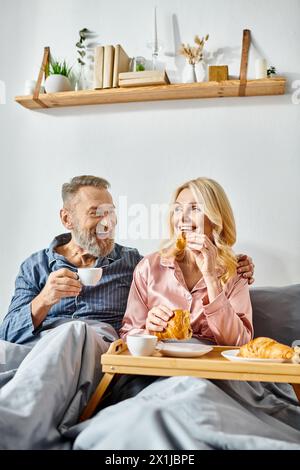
[
  {"xmin": 157, "ymin": 342, "xmax": 213, "ymax": 358},
  {"xmin": 221, "ymin": 349, "xmax": 286, "ymax": 363}
]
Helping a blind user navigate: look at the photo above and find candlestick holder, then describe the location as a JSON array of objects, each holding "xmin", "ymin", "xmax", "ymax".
[{"xmin": 146, "ymin": 41, "xmax": 164, "ymax": 70}]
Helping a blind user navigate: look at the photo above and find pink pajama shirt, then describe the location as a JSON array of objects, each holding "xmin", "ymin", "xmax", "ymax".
[{"xmin": 120, "ymin": 252, "xmax": 253, "ymax": 346}]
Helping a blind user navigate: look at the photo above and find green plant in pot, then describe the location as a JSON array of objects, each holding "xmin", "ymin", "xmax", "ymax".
[{"xmin": 44, "ymin": 58, "xmax": 73, "ymax": 93}]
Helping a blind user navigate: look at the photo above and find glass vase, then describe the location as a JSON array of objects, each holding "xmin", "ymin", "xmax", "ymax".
[{"xmin": 75, "ymin": 64, "xmax": 88, "ymax": 91}]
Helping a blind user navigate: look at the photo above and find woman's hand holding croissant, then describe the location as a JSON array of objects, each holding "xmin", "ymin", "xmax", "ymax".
[{"xmin": 145, "ymin": 305, "xmax": 174, "ymax": 333}]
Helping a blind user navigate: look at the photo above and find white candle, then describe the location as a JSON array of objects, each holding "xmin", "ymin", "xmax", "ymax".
[
  {"xmin": 154, "ymin": 6, "xmax": 158, "ymax": 52},
  {"xmin": 24, "ymin": 80, "xmax": 37, "ymax": 95},
  {"xmin": 255, "ymin": 58, "xmax": 267, "ymax": 79}
]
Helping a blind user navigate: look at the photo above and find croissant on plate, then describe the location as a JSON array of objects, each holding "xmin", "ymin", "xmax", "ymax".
[
  {"xmin": 153, "ymin": 309, "xmax": 193, "ymax": 341},
  {"xmin": 238, "ymin": 337, "xmax": 300, "ymax": 363}
]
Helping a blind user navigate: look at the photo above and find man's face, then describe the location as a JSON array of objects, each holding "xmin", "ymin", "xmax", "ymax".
[{"xmin": 69, "ymin": 186, "xmax": 116, "ymax": 257}]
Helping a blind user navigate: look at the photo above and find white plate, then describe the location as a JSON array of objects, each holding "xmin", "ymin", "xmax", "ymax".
[
  {"xmin": 157, "ymin": 342, "xmax": 213, "ymax": 358},
  {"xmin": 221, "ymin": 349, "xmax": 286, "ymax": 363}
]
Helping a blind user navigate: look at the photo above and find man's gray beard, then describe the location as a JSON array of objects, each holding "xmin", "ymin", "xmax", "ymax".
[{"xmin": 72, "ymin": 225, "xmax": 114, "ymax": 258}]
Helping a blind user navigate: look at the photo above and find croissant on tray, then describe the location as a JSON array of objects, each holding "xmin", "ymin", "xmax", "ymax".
[
  {"xmin": 238, "ymin": 337, "xmax": 300, "ymax": 363},
  {"xmin": 153, "ymin": 309, "xmax": 193, "ymax": 341}
]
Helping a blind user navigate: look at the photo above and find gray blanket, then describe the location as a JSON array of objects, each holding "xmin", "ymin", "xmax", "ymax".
[
  {"xmin": 0, "ymin": 320, "xmax": 118, "ymax": 449},
  {"xmin": 72, "ymin": 376, "xmax": 300, "ymax": 450},
  {"xmin": 1, "ymin": 322, "xmax": 300, "ymax": 450}
]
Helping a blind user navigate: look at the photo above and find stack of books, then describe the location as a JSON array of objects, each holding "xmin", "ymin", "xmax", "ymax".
[
  {"xmin": 118, "ymin": 70, "xmax": 170, "ymax": 88},
  {"xmin": 94, "ymin": 44, "xmax": 131, "ymax": 89}
]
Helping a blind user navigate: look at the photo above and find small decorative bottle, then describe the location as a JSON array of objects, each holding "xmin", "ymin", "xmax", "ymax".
[{"xmin": 75, "ymin": 64, "xmax": 88, "ymax": 91}]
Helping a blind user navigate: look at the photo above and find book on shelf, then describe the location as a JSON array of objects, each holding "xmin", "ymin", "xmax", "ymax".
[
  {"xmin": 112, "ymin": 44, "xmax": 131, "ymax": 88},
  {"xmin": 119, "ymin": 70, "xmax": 170, "ymax": 87},
  {"xmin": 103, "ymin": 45, "xmax": 115, "ymax": 89},
  {"xmin": 94, "ymin": 46, "xmax": 104, "ymax": 89},
  {"xmin": 119, "ymin": 70, "xmax": 169, "ymax": 80}
]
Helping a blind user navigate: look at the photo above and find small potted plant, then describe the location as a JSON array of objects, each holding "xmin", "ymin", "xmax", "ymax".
[
  {"xmin": 44, "ymin": 58, "xmax": 73, "ymax": 93},
  {"xmin": 267, "ymin": 66, "xmax": 277, "ymax": 77}
]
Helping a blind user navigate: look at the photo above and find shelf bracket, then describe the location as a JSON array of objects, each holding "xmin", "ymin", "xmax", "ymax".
[
  {"xmin": 239, "ymin": 29, "xmax": 251, "ymax": 97},
  {"xmin": 33, "ymin": 46, "xmax": 50, "ymax": 108}
]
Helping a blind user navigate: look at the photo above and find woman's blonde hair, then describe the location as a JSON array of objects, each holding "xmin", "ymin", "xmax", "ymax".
[{"xmin": 161, "ymin": 177, "xmax": 237, "ymax": 284}]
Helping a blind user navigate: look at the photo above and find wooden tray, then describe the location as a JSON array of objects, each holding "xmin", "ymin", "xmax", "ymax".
[{"xmin": 80, "ymin": 339, "xmax": 300, "ymax": 422}]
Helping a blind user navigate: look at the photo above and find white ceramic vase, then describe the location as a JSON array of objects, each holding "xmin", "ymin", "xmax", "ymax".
[
  {"xmin": 182, "ymin": 63, "xmax": 197, "ymax": 83},
  {"xmin": 195, "ymin": 61, "xmax": 206, "ymax": 82},
  {"xmin": 44, "ymin": 74, "xmax": 72, "ymax": 93}
]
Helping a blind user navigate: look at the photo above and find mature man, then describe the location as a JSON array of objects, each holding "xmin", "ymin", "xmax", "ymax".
[
  {"xmin": 0, "ymin": 175, "xmax": 254, "ymax": 449},
  {"xmin": 0, "ymin": 175, "xmax": 142, "ymax": 344},
  {"xmin": 0, "ymin": 176, "xmax": 143, "ymax": 449}
]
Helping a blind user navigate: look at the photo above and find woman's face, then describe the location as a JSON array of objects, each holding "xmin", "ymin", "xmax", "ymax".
[{"xmin": 173, "ymin": 188, "xmax": 213, "ymax": 239}]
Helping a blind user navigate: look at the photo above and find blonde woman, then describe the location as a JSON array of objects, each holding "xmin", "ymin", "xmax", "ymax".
[{"xmin": 120, "ymin": 177, "xmax": 253, "ymax": 346}]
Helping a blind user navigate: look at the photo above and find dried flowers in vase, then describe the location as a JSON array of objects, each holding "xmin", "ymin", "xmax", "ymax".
[
  {"xmin": 179, "ymin": 34, "xmax": 209, "ymax": 65},
  {"xmin": 179, "ymin": 34, "xmax": 209, "ymax": 83}
]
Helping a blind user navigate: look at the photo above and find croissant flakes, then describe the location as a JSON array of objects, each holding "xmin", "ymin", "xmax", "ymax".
[
  {"xmin": 153, "ymin": 309, "xmax": 193, "ymax": 341},
  {"xmin": 238, "ymin": 337, "xmax": 300, "ymax": 363}
]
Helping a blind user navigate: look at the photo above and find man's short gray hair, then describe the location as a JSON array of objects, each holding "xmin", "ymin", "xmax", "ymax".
[{"xmin": 62, "ymin": 175, "xmax": 110, "ymax": 206}]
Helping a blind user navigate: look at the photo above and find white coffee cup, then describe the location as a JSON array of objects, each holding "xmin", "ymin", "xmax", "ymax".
[
  {"xmin": 127, "ymin": 334, "xmax": 158, "ymax": 356},
  {"xmin": 77, "ymin": 267, "xmax": 103, "ymax": 286}
]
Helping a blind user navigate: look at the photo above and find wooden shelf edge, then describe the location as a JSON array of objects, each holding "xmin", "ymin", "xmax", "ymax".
[{"xmin": 15, "ymin": 77, "xmax": 286, "ymax": 110}]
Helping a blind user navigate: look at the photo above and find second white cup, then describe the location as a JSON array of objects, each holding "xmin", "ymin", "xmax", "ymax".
[
  {"xmin": 77, "ymin": 267, "xmax": 103, "ymax": 286},
  {"xmin": 127, "ymin": 334, "xmax": 158, "ymax": 356}
]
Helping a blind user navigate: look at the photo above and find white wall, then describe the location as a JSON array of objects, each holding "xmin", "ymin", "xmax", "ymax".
[{"xmin": 0, "ymin": 0, "xmax": 300, "ymax": 319}]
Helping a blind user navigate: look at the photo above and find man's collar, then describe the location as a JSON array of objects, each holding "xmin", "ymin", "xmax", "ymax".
[
  {"xmin": 47, "ymin": 233, "xmax": 119, "ymax": 266},
  {"xmin": 48, "ymin": 233, "xmax": 72, "ymax": 266},
  {"xmin": 105, "ymin": 244, "xmax": 119, "ymax": 262}
]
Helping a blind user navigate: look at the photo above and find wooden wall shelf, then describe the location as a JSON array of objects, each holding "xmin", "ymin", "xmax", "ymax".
[{"xmin": 15, "ymin": 77, "xmax": 286, "ymax": 110}]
